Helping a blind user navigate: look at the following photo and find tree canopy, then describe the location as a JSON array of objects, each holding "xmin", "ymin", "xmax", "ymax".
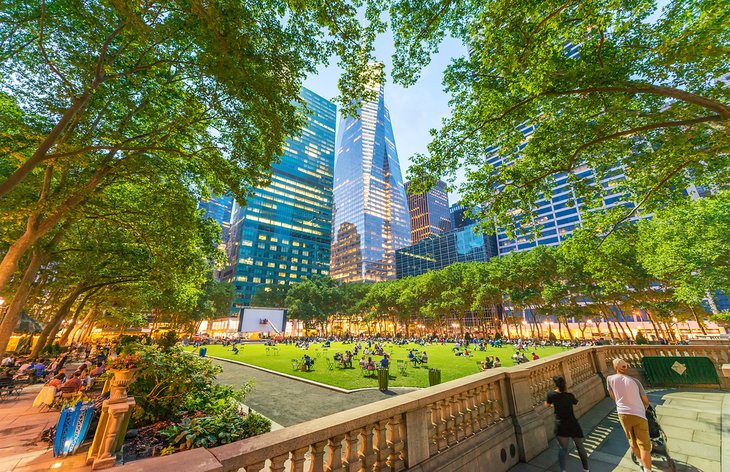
[{"xmin": 395, "ymin": 0, "xmax": 729, "ymax": 236}]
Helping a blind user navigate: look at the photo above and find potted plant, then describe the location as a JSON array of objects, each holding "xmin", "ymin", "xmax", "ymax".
[{"xmin": 107, "ymin": 353, "xmax": 142, "ymax": 403}]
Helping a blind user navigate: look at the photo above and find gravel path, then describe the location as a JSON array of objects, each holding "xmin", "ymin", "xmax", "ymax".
[{"xmin": 211, "ymin": 358, "xmax": 417, "ymax": 427}]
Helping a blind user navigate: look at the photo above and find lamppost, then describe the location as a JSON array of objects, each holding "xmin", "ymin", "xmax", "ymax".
[
  {"xmin": 586, "ymin": 319, "xmax": 594, "ymax": 339},
  {"xmin": 521, "ymin": 319, "xmax": 528, "ymax": 338},
  {"xmin": 544, "ymin": 321, "xmax": 552, "ymax": 340}
]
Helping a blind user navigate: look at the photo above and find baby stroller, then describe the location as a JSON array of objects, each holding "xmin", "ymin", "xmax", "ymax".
[{"xmin": 631, "ymin": 405, "xmax": 675, "ymax": 472}]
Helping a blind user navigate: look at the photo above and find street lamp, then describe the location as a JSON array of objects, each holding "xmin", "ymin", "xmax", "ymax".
[{"xmin": 672, "ymin": 317, "xmax": 680, "ymax": 342}]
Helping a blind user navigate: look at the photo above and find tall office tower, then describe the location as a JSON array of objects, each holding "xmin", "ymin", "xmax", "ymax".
[
  {"xmin": 330, "ymin": 83, "xmax": 411, "ymax": 282},
  {"xmin": 225, "ymin": 88, "xmax": 336, "ymax": 310},
  {"xmin": 405, "ymin": 179, "xmax": 451, "ymax": 244},
  {"xmin": 395, "ymin": 222, "xmax": 498, "ymax": 278},
  {"xmin": 450, "ymin": 201, "xmax": 479, "ymax": 230},
  {"xmin": 198, "ymin": 194, "xmax": 234, "ymax": 245},
  {"xmin": 487, "ymin": 122, "xmax": 632, "ymax": 256}
]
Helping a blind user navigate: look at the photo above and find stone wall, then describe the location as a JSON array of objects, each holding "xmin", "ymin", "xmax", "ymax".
[{"xmin": 117, "ymin": 344, "xmax": 730, "ymax": 472}]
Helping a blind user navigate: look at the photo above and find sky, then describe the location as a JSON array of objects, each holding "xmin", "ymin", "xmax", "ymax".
[{"xmin": 303, "ymin": 33, "xmax": 466, "ymax": 203}]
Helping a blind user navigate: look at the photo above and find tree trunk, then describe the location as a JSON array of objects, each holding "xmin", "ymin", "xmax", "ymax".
[
  {"xmin": 30, "ymin": 285, "xmax": 85, "ymax": 358},
  {"xmin": 58, "ymin": 291, "xmax": 99, "ymax": 346},
  {"xmin": 0, "ymin": 248, "xmax": 48, "ymax": 356},
  {"xmin": 68, "ymin": 308, "xmax": 95, "ymax": 346},
  {"xmin": 689, "ymin": 305, "xmax": 708, "ymax": 335},
  {"xmin": 704, "ymin": 290, "xmax": 719, "ymax": 315}
]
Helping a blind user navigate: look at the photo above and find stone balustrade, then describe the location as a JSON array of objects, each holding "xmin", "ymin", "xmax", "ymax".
[{"xmin": 117, "ymin": 344, "xmax": 727, "ymax": 472}]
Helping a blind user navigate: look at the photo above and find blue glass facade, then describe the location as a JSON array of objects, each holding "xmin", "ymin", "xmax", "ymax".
[
  {"xmin": 198, "ymin": 194, "xmax": 234, "ymax": 244},
  {"xmin": 225, "ymin": 88, "xmax": 336, "ymax": 309},
  {"xmin": 330, "ymin": 84, "xmax": 411, "ymax": 282},
  {"xmin": 450, "ymin": 201, "xmax": 479, "ymax": 230},
  {"xmin": 406, "ymin": 179, "xmax": 451, "ymax": 244},
  {"xmin": 395, "ymin": 223, "xmax": 498, "ymax": 278}
]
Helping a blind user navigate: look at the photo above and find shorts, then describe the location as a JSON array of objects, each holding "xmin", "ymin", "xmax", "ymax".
[{"xmin": 618, "ymin": 414, "xmax": 651, "ymax": 452}]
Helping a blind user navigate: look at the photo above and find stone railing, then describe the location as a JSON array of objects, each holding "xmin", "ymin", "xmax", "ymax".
[
  {"xmin": 117, "ymin": 345, "xmax": 726, "ymax": 472},
  {"xmin": 597, "ymin": 344, "xmax": 730, "ymax": 389}
]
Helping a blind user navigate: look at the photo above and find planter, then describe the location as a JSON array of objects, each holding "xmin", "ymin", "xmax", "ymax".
[{"xmin": 108, "ymin": 368, "xmax": 137, "ymax": 404}]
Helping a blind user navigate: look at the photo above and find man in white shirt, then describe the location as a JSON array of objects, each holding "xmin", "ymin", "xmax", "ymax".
[{"xmin": 607, "ymin": 358, "xmax": 651, "ymax": 471}]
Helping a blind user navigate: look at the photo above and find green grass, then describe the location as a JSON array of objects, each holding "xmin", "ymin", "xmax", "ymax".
[{"xmin": 189, "ymin": 342, "xmax": 567, "ymax": 390}]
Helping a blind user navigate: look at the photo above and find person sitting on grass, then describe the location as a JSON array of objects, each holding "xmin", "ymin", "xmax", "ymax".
[
  {"xmin": 532, "ymin": 352, "xmax": 540, "ymax": 361},
  {"xmin": 359, "ymin": 356, "xmax": 367, "ymax": 370},
  {"xmin": 479, "ymin": 361, "xmax": 488, "ymax": 371},
  {"xmin": 493, "ymin": 357, "xmax": 501, "ymax": 368},
  {"xmin": 232, "ymin": 345, "xmax": 239, "ymax": 355},
  {"xmin": 302, "ymin": 354, "xmax": 314, "ymax": 371},
  {"xmin": 512, "ymin": 352, "xmax": 521, "ymax": 364},
  {"xmin": 420, "ymin": 351, "xmax": 428, "ymax": 364},
  {"xmin": 485, "ymin": 356, "xmax": 494, "ymax": 369}
]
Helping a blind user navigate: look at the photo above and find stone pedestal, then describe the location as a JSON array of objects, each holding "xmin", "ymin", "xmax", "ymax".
[{"xmin": 87, "ymin": 369, "xmax": 137, "ymax": 469}]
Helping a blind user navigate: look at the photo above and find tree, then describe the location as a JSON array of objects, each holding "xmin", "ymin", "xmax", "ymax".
[
  {"xmin": 638, "ymin": 191, "xmax": 730, "ymax": 317},
  {"xmin": 285, "ymin": 276, "xmax": 340, "ymax": 335},
  {"xmin": 0, "ymin": 0, "xmax": 386, "ymax": 296},
  {"xmin": 251, "ymin": 284, "xmax": 291, "ymax": 309},
  {"xmin": 394, "ymin": 0, "xmax": 729, "ymax": 235}
]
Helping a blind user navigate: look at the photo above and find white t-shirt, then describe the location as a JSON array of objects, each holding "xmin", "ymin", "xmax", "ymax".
[{"xmin": 606, "ymin": 373, "xmax": 647, "ymax": 419}]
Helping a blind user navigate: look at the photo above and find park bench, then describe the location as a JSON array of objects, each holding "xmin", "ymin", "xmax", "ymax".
[{"xmin": 0, "ymin": 377, "xmax": 22, "ymax": 400}]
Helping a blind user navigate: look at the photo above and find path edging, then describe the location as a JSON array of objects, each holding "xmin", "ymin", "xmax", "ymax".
[{"xmin": 207, "ymin": 355, "xmax": 416, "ymax": 394}]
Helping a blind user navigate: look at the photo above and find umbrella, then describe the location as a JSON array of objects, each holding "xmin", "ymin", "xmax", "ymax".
[{"xmin": 15, "ymin": 311, "xmax": 43, "ymax": 333}]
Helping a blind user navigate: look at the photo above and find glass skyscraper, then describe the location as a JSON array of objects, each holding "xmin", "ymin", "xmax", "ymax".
[
  {"xmin": 198, "ymin": 194, "xmax": 234, "ymax": 245},
  {"xmin": 406, "ymin": 179, "xmax": 451, "ymax": 244},
  {"xmin": 330, "ymin": 84, "xmax": 411, "ymax": 282},
  {"xmin": 395, "ymin": 223, "xmax": 498, "ymax": 278},
  {"xmin": 225, "ymin": 88, "xmax": 336, "ymax": 309}
]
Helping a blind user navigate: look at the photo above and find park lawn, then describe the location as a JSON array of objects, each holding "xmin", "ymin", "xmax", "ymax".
[{"xmin": 190, "ymin": 342, "xmax": 567, "ymax": 390}]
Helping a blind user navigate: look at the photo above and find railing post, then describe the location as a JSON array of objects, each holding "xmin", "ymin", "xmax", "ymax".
[
  {"xmin": 505, "ymin": 367, "xmax": 548, "ymax": 462},
  {"xmin": 404, "ymin": 407, "xmax": 430, "ymax": 467}
]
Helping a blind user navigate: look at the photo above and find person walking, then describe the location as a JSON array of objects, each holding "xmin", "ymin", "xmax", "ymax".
[
  {"xmin": 545, "ymin": 375, "xmax": 590, "ymax": 472},
  {"xmin": 607, "ymin": 358, "xmax": 651, "ymax": 472}
]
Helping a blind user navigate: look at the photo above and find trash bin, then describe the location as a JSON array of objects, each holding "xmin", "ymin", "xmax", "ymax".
[
  {"xmin": 428, "ymin": 368, "xmax": 441, "ymax": 386},
  {"xmin": 377, "ymin": 368, "xmax": 389, "ymax": 391},
  {"xmin": 199, "ymin": 347, "xmax": 207, "ymax": 357}
]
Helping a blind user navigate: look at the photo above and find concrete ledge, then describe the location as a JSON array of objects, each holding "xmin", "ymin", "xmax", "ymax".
[
  {"xmin": 207, "ymin": 355, "xmax": 416, "ymax": 394},
  {"xmin": 721, "ymin": 363, "xmax": 730, "ymax": 378},
  {"xmin": 115, "ymin": 448, "xmax": 223, "ymax": 472}
]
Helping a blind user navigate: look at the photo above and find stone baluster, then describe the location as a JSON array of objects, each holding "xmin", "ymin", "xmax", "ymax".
[
  {"xmin": 271, "ymin": 453, "xmax": 289, "ymax": 472},
  {"xmin": 427, "ymin": 403, "xmax": 440, "ymax": 455},
  {"xmin": 358, "ymin": 424, "xmax": 376, "ymax": 471},
  {"xmin": 246, "ymin": 461, "xmax": 267, "ymax": 471},
  {"xmin": 437, "ymin": 399, "xmax": 449, "ymax": 450},
  {"xmin": 445, "ymin": 397, "xmax": 458, "ymax": 446},
  {"xmin": 476, "ymin": 384, "xmax": 489, "ymax": 429},
  {"xmin": 326, "ymin": 434, "xmax": 345, "ymax": 472},
  {"xmin": 291, "ymin": 447, "xmax": 308, "ymax": 472},
  {"xmin": 386, "ymin": 414, "xmax": 405, "ymax": 471},
  {"xmin": 452, "ymin": 394, "xmax": 465, "ymax": 442},
  {"xmin": 343, "ymin": 430, "xmax": 360, "ymax": 472},
  {"xmin": 309, "ymin": 441, "xmax": 327, "ymax": 472},
  {"xmin": 373, "ymin": 419, "xmax": 389, "ymax": 471},
  {"xmin": 466, "ymin": 389, "xmax": 479, "ymax": 435}
]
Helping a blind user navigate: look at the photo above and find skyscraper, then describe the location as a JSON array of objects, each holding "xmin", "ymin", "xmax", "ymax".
[
  {"xmin": 406, "ymin": 179, "xmax": 451, "ymax": 244},
  {"xmin": 225, "ymin": 88, "xmax": 336, "ymax": 309},
  {"xmin": 449, "ymin": 201, "xmax": 478, "ymax": 230},
  {"xmin": 198, "ymin": 194, "xmax": 234, "ymax": 246},
  {"xmin": 395, "ymin": 222, "xmax": 498, "ymax": 278},
  {"xmin": 330, "ymin": 83, "xmax": 411, "ymax": 282}
]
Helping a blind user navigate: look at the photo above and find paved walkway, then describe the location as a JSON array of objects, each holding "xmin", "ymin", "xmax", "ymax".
[
  {"xmin": 212, "ymin": 358, "xmax": 417, "ymax": 427},
  {"xmin": 512, "ymin": 389, "xmax": 728, "ymax": 472},
  {"xmin": 0, "ymin": 384, "xmax": 90, "ymax": 472}
]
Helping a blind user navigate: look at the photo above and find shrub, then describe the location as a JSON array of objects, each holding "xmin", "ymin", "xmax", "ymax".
[
  {"xmin": 124, "ymin": 344, "xmax": 250, "ymax": 426},
  {"xmin": 160, "ymin": 410, "xmax": 271, "ymax": 450},
  {"xmin": 156, "ymin": 331, "xmax": 178, "ymax": 352}
]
